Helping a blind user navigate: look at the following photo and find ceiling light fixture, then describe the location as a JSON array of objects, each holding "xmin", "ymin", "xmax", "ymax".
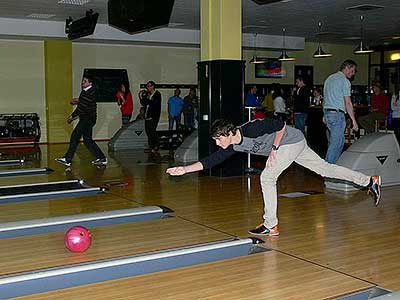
[
  {"xmin": 249, "ymin": 33, "xmax": 266, "ymax": 64},
  {"xmin": 278, "ymin": 28, "xmax": 295, "ymax": 61},
  {"xmin": 58, "ymin": 0, "xmax": 90, "ymax": 5},
  {"xmin": 391, "ymin": 53, "xmax": 400, "ymax": 61},
  {"xmin": 313, "ymin": 21, "xmax": 333, "ymax": 58},
  {"xmin": 27, "ymin": 13, "xmax": 56, "ymax": 19},
  {"xmin": 354, "ymin": 15, "xmax": 374, "ymax": 54}
]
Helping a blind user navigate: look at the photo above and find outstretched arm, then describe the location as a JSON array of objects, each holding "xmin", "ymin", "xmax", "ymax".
[{"xmin": 166, "ymin": 162, "xmax": 203, "ymax": 176}]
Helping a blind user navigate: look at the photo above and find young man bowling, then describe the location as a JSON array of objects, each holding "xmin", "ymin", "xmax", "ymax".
[{"xmin": 166, "ymin": 118, "xmax": 381, "ymax": 237}]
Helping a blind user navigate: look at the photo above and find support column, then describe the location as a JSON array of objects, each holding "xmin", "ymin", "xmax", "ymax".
[
  {"xmin": 198, "ymin": 0, "xmax": 246, "ymax": 177},
  {"xmin": 44, "ymin": 40, "xmax": 72, "ymax": 143}
]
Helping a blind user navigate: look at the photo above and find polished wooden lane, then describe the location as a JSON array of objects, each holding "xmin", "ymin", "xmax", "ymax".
[
  {"xmin": 3, "ymin": 142, "xmax": 400, "ymax": 298},
  {"xmin": 0, "ymin": 193, "xmax": 142, "ymax": 223},
  {"xmin": 0, "ymin": 217, "xmax": 230, "ymax": 276},
  {"xmin": 15, "ymin": 250, "xmax": 373, "ymax": 300},
  {"xmin": 103, "ymin": 150, "xmax": 400, "ymax": 291}
]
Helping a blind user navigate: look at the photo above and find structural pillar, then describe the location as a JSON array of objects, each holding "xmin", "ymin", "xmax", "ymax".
[{"xmin": 198, "ymin": 0, "xmax": 246, "ymax": 177}]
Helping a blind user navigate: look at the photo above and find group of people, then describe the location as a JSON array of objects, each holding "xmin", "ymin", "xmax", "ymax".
[
  {"xmin": 245, "ymin": 79, "xmax": 324, "ymax": 134},
  {"xmin": 55, "ymin": 62, "xmax": 384, "ymax": 239},
  {"xmin": 116, "ymin": 82, "xmax": 199, "ymax": 154}
]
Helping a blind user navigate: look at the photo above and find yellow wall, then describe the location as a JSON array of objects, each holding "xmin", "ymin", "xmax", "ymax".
[{"xmin": 0, "ymin": 40, "xmax": 46, "ymax": 142}]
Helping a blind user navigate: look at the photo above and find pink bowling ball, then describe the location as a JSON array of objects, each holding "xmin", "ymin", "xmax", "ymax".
[{"xmin": 65, "ymin": 226, "xmax": 92, "ymax": 253}]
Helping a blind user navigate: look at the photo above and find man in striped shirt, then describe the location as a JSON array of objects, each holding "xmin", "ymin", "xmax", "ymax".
[{"xmin": 55, "ymin": 75, "xmax": 107, "ymax": 167}]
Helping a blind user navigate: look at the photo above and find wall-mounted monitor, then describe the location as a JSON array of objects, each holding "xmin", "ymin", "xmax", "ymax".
[{"xmin": 255, "ymin": 58, "xmax": 285, "ymax": 78}]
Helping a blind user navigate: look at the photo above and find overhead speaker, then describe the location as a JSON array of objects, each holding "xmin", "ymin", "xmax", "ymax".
[
  {"xmin": 108, "ymin": 0, "xmax": 175, "ymax": 34},
  {"xmin": 66, "ymin": 10, "xmax": 99, "ymax": 40},
  {"xmin": 251, "ymin": 0, "xmax": 285, "ymax": 4}
]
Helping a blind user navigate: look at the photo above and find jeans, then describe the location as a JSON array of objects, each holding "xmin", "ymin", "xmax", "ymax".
[
  {"xmin": 324, "ymin": 111, "xmax": 346, "ymax": 164},
  {"xmin": 65, "ymin": 116, "xmax": 106, "ymax": 161},
  {"xmin": 294, "ymin": 113, "xmax": 307, "ymax": 134},
  {"xmin": 122, "ymin": 114, "xmax": 132, "ymax": 126},
  {"xmin": 168, "ymin": 115, "xmax": 181, "ymax": 131}
]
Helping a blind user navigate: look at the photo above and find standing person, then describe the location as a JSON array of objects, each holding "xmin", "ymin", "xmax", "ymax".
[
  {"xmin": 312, "ymin": 87, "xmax": 323, "ymax": 106},
  {"xmin": 55, "ymin": 75, "xmax": 107, "ymax": 167},
  {"xmin": 272, "ymin": 86, "xmax": 286, "ymax": 122},
  {"xmin": 293, "ymin": 76, "xmax": 310, "ymax": 134},
  {"xmin": 358, "ymin": 82, "xmax": 389, "ymax": 134},
  {"xmin": 245, "ymin": 85, "xmax": 261, "ymax": 107},
  {"xmin": 183, "ymin": 87, "xmax": 198, "ymax": 130},
  {"xmin": 323, "ymin": 60, "xmax": 359, "ymax": 164},
  {"xmin": 166, "ymin": 118, "xmax": 381, "ymax": 236},
  {"xmin": 116, "ymin": 82, "xmax": 133, "ymax": 126},
  {"xmin": 262, "ymin": 87, "xmax": 275, "ymax": 118},
  {"xmin": 391, "ymin": 90, "xmax": 400, "ymax": 143},
  {"xmin": 140, "ymin": 81, "xmax": 162, "ymax": 153},
  {"xmin": 168, "ymin": 88, "xmax": 184, "ymax": 131}
]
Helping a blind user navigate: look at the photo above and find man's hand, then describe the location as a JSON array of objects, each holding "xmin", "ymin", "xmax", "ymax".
[
  {"xmin": 166, "ymin": 166, "xmax": 186, "ymax": 176},
  {"xmin": 352, "ymin": 120, "xmax": 359, "ymax": 132},
  {"xmin": 267, "ymin": 150, "xmax": 277, "ymax": 167},
  {"xmin": 70, "ymin": 97, "xmax": 79, "ymax": 105},
  {"xmin": 67, "ymin": 115, "xmax": 76, "ymax": 124}
]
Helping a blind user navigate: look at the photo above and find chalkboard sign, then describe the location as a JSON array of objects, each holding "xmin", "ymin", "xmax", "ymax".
[{"xmin": 83, "ymin": 68, "xmax": 129, "ymax": 102}]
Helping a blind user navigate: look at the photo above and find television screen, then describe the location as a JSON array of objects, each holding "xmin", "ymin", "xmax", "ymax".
[
  {"xmin": 255, "ymin": 59, "xmax": 284, "ymax": 78},
  {"xmin": 83, "ymin": 69, "xmax": 129, "ymax": 103}
]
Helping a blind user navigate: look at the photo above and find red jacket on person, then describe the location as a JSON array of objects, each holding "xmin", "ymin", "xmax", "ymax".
[
  {"xmin": 371, "ymin": 92, "xmax": 389, "ymax": 117},
  {"xmin": 116, "ymin": 91, "xmax": 133, "ymax": 115}
]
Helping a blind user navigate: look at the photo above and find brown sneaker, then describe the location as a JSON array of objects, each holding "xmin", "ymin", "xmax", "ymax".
[{"xmin": 248, "ymin": 224, "xmax": 279, "ymax": 236}]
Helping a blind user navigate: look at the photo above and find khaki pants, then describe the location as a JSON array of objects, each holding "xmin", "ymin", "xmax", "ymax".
[
  {"xmin": 358, "ymin": 112, "xmax": 385, "ymax": 134},
  {"xmin": 260, "ymin": 139, "xmax": 370, "ymax": 228}
]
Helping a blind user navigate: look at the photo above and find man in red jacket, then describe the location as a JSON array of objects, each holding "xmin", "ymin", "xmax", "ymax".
[{"xmin": 359, "ymin": 82, "xmax": 389, "ymax": 134}]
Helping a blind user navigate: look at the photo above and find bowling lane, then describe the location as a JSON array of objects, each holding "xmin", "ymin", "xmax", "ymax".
[
  {"xmin": 0, "ymin": 193, "xmax": 142, "ymax": 223},
  {"xmin": 14, "ymin": 250, "xmax": 373, "ymax": 300},
  {"xmin": 0, "ymin": 217, "xmax": 230, "ymax": 276}
]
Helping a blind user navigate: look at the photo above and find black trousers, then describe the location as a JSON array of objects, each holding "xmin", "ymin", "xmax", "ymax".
[
  {"xmin": 145, "ymin": 118, "xmax": 159, "ymax": 149},
  {"xmin": 392, "ymin": 118, "xmax": 400, "ymax": 143},
  {"xmin": 65, "ymin": 116, "xmax": 105, "ymax": 161}
]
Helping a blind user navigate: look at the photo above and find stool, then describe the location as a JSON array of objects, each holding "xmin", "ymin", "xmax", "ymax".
[{"xmin": 375, "ymin": 119, "xmax": 388, "ymax": 133}]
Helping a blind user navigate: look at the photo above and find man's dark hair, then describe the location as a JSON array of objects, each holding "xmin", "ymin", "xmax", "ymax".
[
  {"xmin": 83, "ymin": 75, "xmax": 94, "ymax": 83},
  {"xmin": 340, "ymin": 60, "xmax": 357, "ymax": 71},
  {"xmin": 295, "ymin": 76, "xmax": 304, "ymax": 82},
  {"xmin": 147, "ymin": 80, "xmax": 156, "ymax": 88},
  {"xmin": 210, "ymin": 119, "xmax": 237, "ymax": 138}
]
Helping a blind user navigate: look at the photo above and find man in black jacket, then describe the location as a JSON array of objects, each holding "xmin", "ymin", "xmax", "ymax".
[
  {"xmin": 55, "ymin": 75, "xmax": 107, "ymax": 167},
  {"xmin": 293, "ymin": 76, "xmax": 310, "ymax": 134},
  {"xmin": 166, "ymin": 118, "xmax": 382, "ymax": 237},
  {"xmin": 140, "ymin": 81, "xmax": 162, "ymax": 153}
]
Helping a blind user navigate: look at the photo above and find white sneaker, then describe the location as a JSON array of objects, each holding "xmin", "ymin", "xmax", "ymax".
[
  {"xmin": 92, "ymin": 158, "xmax": 108, "ymax": 165},
  {"xmin": 55, "ymin": 157, "xmax": 71, "ymax": 167}
]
